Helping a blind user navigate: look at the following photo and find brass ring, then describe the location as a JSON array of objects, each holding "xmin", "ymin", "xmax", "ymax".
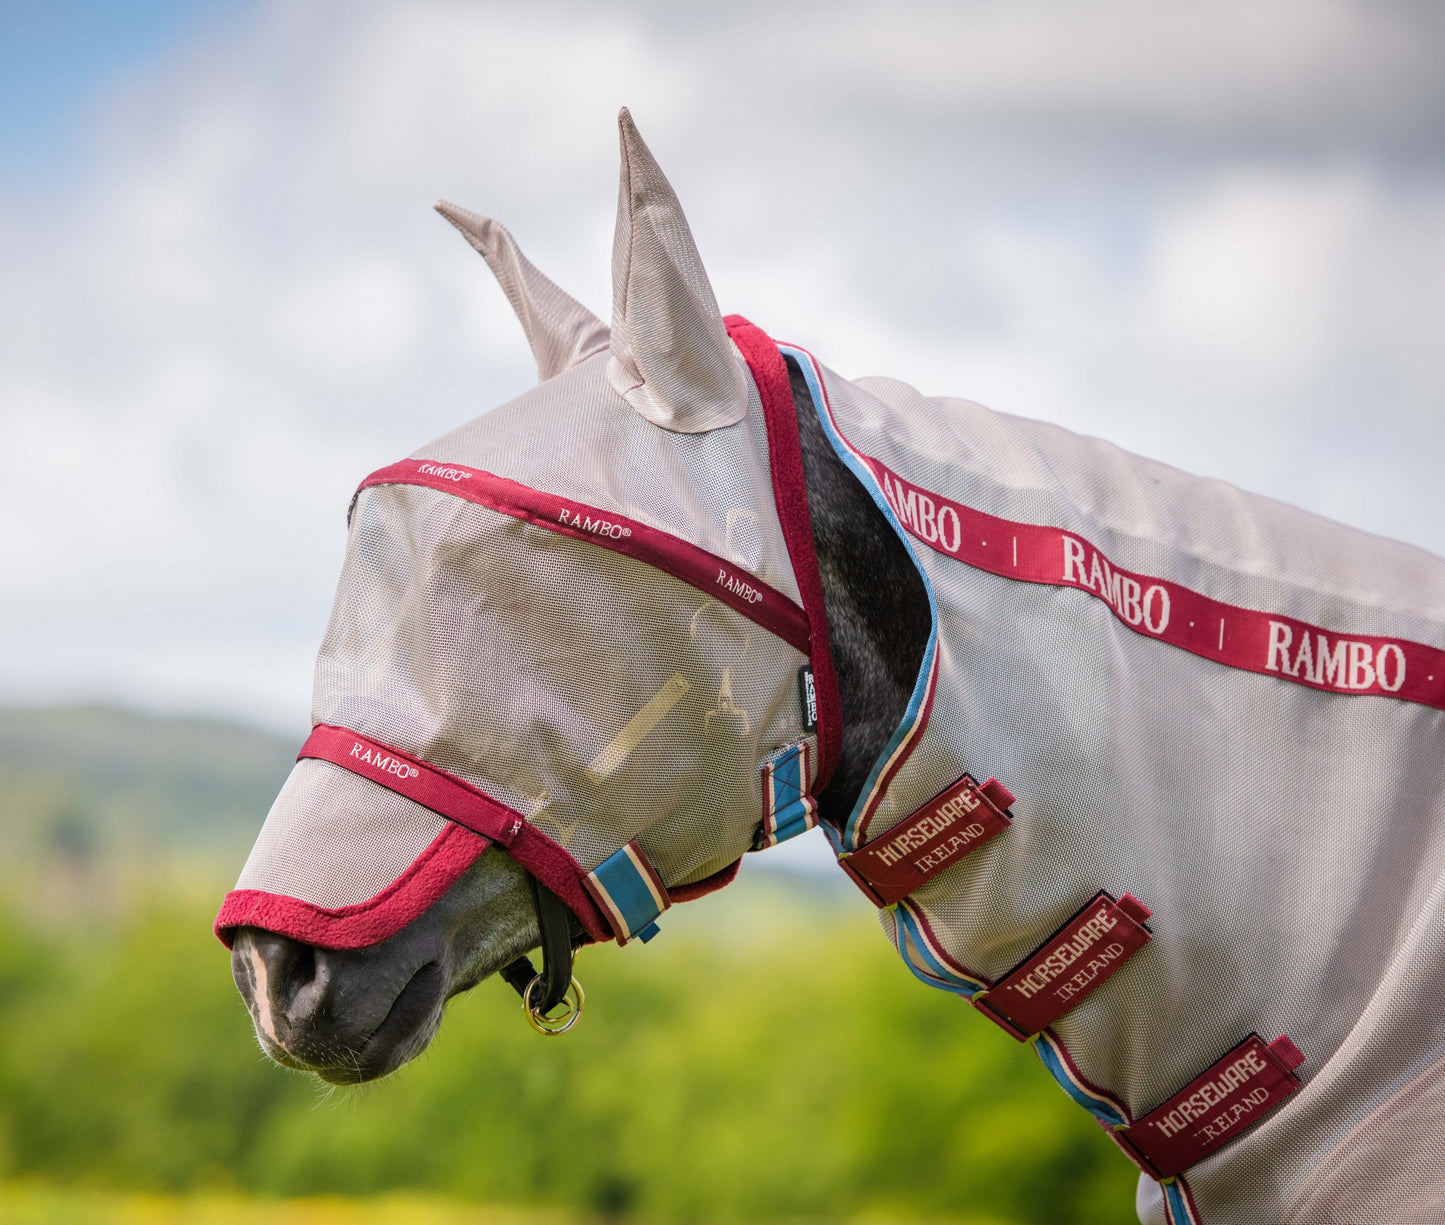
[{"xmin": 523, "ymin": 974, "xmax": 585, "ymax": 1036}]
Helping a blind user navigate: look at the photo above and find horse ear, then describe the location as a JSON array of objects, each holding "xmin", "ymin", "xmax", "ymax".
[
  {"xmin": 435, "ymin": 201, "xmax": 609, "ymax": 382},
  {"xmin": 607, "ymin": 108, "xmax": 747, "ymax": 433}
]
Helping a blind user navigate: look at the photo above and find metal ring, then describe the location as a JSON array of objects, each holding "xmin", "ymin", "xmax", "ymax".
[{"xmin": 523, "ymin": 974, "xmax": 585, "ymax": 1036}]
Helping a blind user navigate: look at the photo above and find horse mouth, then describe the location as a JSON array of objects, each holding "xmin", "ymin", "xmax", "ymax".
[
  {"xmin": 234, "ymin": 929, "xmax": 448, "ymax": 1084},
  {"xmin": 313, "ymin": 959, "xmax": 447, "ymax": 1085}
]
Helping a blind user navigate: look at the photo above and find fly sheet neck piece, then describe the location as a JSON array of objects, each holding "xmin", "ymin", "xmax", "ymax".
[{"xmin": 767, "ymin": 337, "xmax": 1445, "ymax": 1225}]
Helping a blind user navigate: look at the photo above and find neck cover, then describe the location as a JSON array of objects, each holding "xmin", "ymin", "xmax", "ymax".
[{"xmin": 781, "ymin": 341, "xmax": 1445, "ymax": 1225}]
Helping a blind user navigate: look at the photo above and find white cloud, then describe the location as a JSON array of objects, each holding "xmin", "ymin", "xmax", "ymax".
[
  {"xmin": 2, "ymin": 0, "xmax": 1443, "ymax": 729},
  {"xmin": 1144, "ymin": 171, "xmax": 1371, "ymax": 378}
]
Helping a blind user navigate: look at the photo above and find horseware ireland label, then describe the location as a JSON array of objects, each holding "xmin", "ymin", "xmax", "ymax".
[
  {"xmin": 975, "ymin": 891, "xmax": 1153, "ymax": 1039},
  {"xmin": 840, "ymin": 773, "xmax": 1014, "ymax": 906},
  {"xmin": 861, "ymin": 455, "xmax": 1445, "ymax": 713},
  {"xmin": 1119, "ymin": 1034, "xmax": 1306, "ymax": 1178}
]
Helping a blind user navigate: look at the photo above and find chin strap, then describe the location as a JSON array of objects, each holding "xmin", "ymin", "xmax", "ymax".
[{"xmin": 499, "ymin": 873, "xmax": 577, "ymax": 1018}]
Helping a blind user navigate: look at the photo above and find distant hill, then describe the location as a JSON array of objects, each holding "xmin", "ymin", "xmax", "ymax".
[
  {"xmin": 0, "ymin": 705, "xmax": 299, "ymax": 881},
  {"xmin": 0, "ymin": 704, "xmax": 850, "ymax": 920}
]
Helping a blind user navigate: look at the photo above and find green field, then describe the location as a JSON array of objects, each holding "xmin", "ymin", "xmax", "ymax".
[{"xmin": 0, "ymin": 708, "xmax": 1138, "ymax": 1225}]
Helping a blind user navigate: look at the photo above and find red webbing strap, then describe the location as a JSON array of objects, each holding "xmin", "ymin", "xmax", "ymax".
[
  {"xmin": 357, "ymin": 460, "xmax": 811, "ymax": 656},
  {"xmin": 1116, "ymin": 1033, "xmax": 1306, "ymax": 1178},
  {"xmin": 866, "ymin": 455, "xmax": 1445, "ymax": 711},
  {"xmin": 725, "ymin": 315, "xmax": 844, "ymax": 791},
  {"xmin": 840, "ymin": 773, "xmax": 1015, "ymax": 906},
  {"xmin": 300, "ymin": 725, "xmax": 611, "ymax": 942}
]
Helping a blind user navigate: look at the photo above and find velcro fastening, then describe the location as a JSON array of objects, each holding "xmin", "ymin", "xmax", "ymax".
[
  {"xmin": 754, "ymin": 741, "xmax": 818, "ymax": 850},
  {"xmin": 973, "ymin": 890, "xmax": 1153, "ymax": 1039},
  {"xmin": 1116, "ymin": 1033, "xmax": 1306, "ymax": 1178},
  {"xmin": 839, "ymin": 772, "xmax": 1013, "ymax": 907},
  {"xmin": 581, "ymin": 840, "xmax": 670, "ymax": 945}
]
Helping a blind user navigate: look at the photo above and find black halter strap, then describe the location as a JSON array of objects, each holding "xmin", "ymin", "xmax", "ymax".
[{"xmin": 499, "ymin": 873, "xmax": 575, "ymax": 1015}]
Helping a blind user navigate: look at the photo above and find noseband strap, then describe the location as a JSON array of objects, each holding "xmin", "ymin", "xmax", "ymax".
[{"xmin": 500, "ymin": 873, "xmax": 576, "ymax": 1016}]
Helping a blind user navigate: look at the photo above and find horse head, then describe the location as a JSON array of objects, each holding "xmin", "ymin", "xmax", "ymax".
[{"xmin": 220, "ymin": 108, "xmax": 918, "ymax": 1082}]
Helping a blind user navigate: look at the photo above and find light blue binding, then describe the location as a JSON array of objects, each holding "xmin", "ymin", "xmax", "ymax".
[
  {"xmin": 586, "ymin": 843, "xmax": 666, "ymax": 943},
  {"xmin": 776, "ymin": 344, "xmax": 940, "ymax": 852},
  {"xmin": 755, "ymin": 741, "xmax": 818, "ymax": 849}
]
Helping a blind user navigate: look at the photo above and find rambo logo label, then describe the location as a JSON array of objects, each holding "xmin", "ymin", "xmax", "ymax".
[
  {"xmin": 557, "ymin": 508, "xmax": 633, "ymax": 540},
  {"xmin": 416, "ymin": 463, "xmax": 471, "ymax": 482},
  {"xmin": 1266, "ymin": 621, "xmax": 1406, "ymax": 692},
  {"xmin": 717, "ymin": 569, "xmax": 764, "ymax": 604},
  {"xmin": 349, "ymin": 742, "xmax": 421, "ymax": 779},
  {"xmin": 861, "ymin": 453, "xmax": 1445, "ymax": 713},
  {"xmin": 1061, "ymin": 537, "xmax": 1170, "ymax": 635}
]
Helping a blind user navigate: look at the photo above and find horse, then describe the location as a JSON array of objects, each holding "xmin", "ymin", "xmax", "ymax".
[{"xmin": 219, "ymin": 110, "xmax": 1445, "ymax": 1225}]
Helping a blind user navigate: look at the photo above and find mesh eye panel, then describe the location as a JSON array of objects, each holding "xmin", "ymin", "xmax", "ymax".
[{"xmin": 311, "ymin": 480, "xmax": 806, "ymax": 888}]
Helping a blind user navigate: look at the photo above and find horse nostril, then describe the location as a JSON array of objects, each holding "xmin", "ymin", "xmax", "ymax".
[
  {"xmin": 277, "ymin": 941, "xmax": 317, "ymax": 1011},
  {"xmin": 234, "ymin": 929, "xmax": 334, "ymax": 1047}
]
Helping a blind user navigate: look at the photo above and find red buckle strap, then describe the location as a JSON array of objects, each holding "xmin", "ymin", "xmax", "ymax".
[
  {"xmin": 1115, "ymin": 1034, "xmax": 1306, "ymax": 1178},
  {"xmin": 973, "ymin": 891, "xmax": 1153, "ymax": 1039},
  {"xmin": 839, "ymin": 773, "xmax": 1015, "ymax": 907}
]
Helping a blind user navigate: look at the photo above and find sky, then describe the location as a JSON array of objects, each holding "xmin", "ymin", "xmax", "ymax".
[{"xmin": 4, "ymin": 0, "xmax": 1444, "ymax": 744}]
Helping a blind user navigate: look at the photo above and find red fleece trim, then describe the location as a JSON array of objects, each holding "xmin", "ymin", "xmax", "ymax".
[
  {"xmin": 667, "ymin": 856, "xmax": 742, "ymax": 903},
  {"xmin": 358, "ymin": 459, "xmax": 811, "ymax": 655},
  {"xmin": 213, "ymin": 822, "xmax": 488, "ymax": 950},
  {"xmin": 298, "ymin": 725, "xmax": 612, "ymax": 943},
  {"xmin": 724, "ymin": 315, "xmax": 843, "ymax": 792}
]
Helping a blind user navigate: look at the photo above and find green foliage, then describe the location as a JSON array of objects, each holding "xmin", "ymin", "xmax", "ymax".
[
  {"xmin": 0, "ymin": 889, "xmax": 1137, "ymax": 1225},
  {"xmin": 0, "ymin": 705, "xmax": 1137, "ymax": 1223}
]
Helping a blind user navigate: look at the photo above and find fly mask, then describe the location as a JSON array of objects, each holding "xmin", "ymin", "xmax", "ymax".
[{"xmin": 214, "ymin": 110, "xmax": 842, "ymax": 1025}]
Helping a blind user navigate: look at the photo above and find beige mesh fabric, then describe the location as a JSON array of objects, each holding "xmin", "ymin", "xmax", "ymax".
[
  {"xmin": 800, "ymin": 353, "xmax": 1445, "ymax": 1225},
  {"xmin": 236, "ymin": 760, "xmax": 448, "ymax": 908},
  {"xmin": 227, "ymin": 343, "xmax": 813, "ymax": 940}
]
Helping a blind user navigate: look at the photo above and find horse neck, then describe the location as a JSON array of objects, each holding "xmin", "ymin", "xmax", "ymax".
[{"xmin": 786, "ymin": 356, "xmax": 932, "ymax": 829}]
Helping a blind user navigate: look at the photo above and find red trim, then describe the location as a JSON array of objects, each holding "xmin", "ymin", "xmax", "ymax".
[
  {"xmin": 358, "ymin": 459, "xmax": 811, "ymax": 656},
  {"xmin": 214, "ymin": 822, "xmax": 487, "ymax": 950},
  {"xmin": 667, "ymin": 857, "xmax": 742, "ymax": 902},
  {"xmin": 296, "ymin": 724, "xmax": 611, "ymax": 942},
  {"xmin": 868, "ymin": 454, "xmax": 1445, "ymax": 712},
  {"xmin": 724, "ymin": 315, "xmax": 843, "ymax": 790},
  {"xmin": 301, "ymin": 724, "xmax": 526, "ymax": 845}
]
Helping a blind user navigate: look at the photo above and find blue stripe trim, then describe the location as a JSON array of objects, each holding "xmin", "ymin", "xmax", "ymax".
[
  {"xmin": 777, "ymin": 345, "xmax": 939, "ymax": 850},
  {"xmin": 769, "ymin": 797, "xmax": 816, "ymax": 843},
  {"xmin": 1033, "ymin": 1032, "xmax": 1128, "ymax": 1128},
  {"xmin": 588, "ymin": 846, "xmax": 664, "ymax": 939},
  {"xmin": 756, "ymin": 742, "xmax": 817, "ymax": 848},
  {"xmin": 1163, "ymin": 1180, "xmax": 1197, "ymax": 1225},
  {"xmin": 892, "ymin": 901, "xmax": 985, "ymax": 998}
]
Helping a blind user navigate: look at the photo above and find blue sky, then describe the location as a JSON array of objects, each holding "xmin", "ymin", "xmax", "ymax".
[
  {"xmin": 2, "ymin": 0, "xmax": 1443, "ymax": 740},
  {"xmin": 0, "ymin": 1, "xmax": 245, "ymax": 180}
]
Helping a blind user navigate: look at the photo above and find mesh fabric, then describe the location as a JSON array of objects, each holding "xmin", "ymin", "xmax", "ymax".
[
  {"xmin": 812, "ymin": 360, "xmax": 1445, "ymax": 1225},
  {"xmin": 226, "ymin": 345, "xmax": 813, "ymax": 947}
]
